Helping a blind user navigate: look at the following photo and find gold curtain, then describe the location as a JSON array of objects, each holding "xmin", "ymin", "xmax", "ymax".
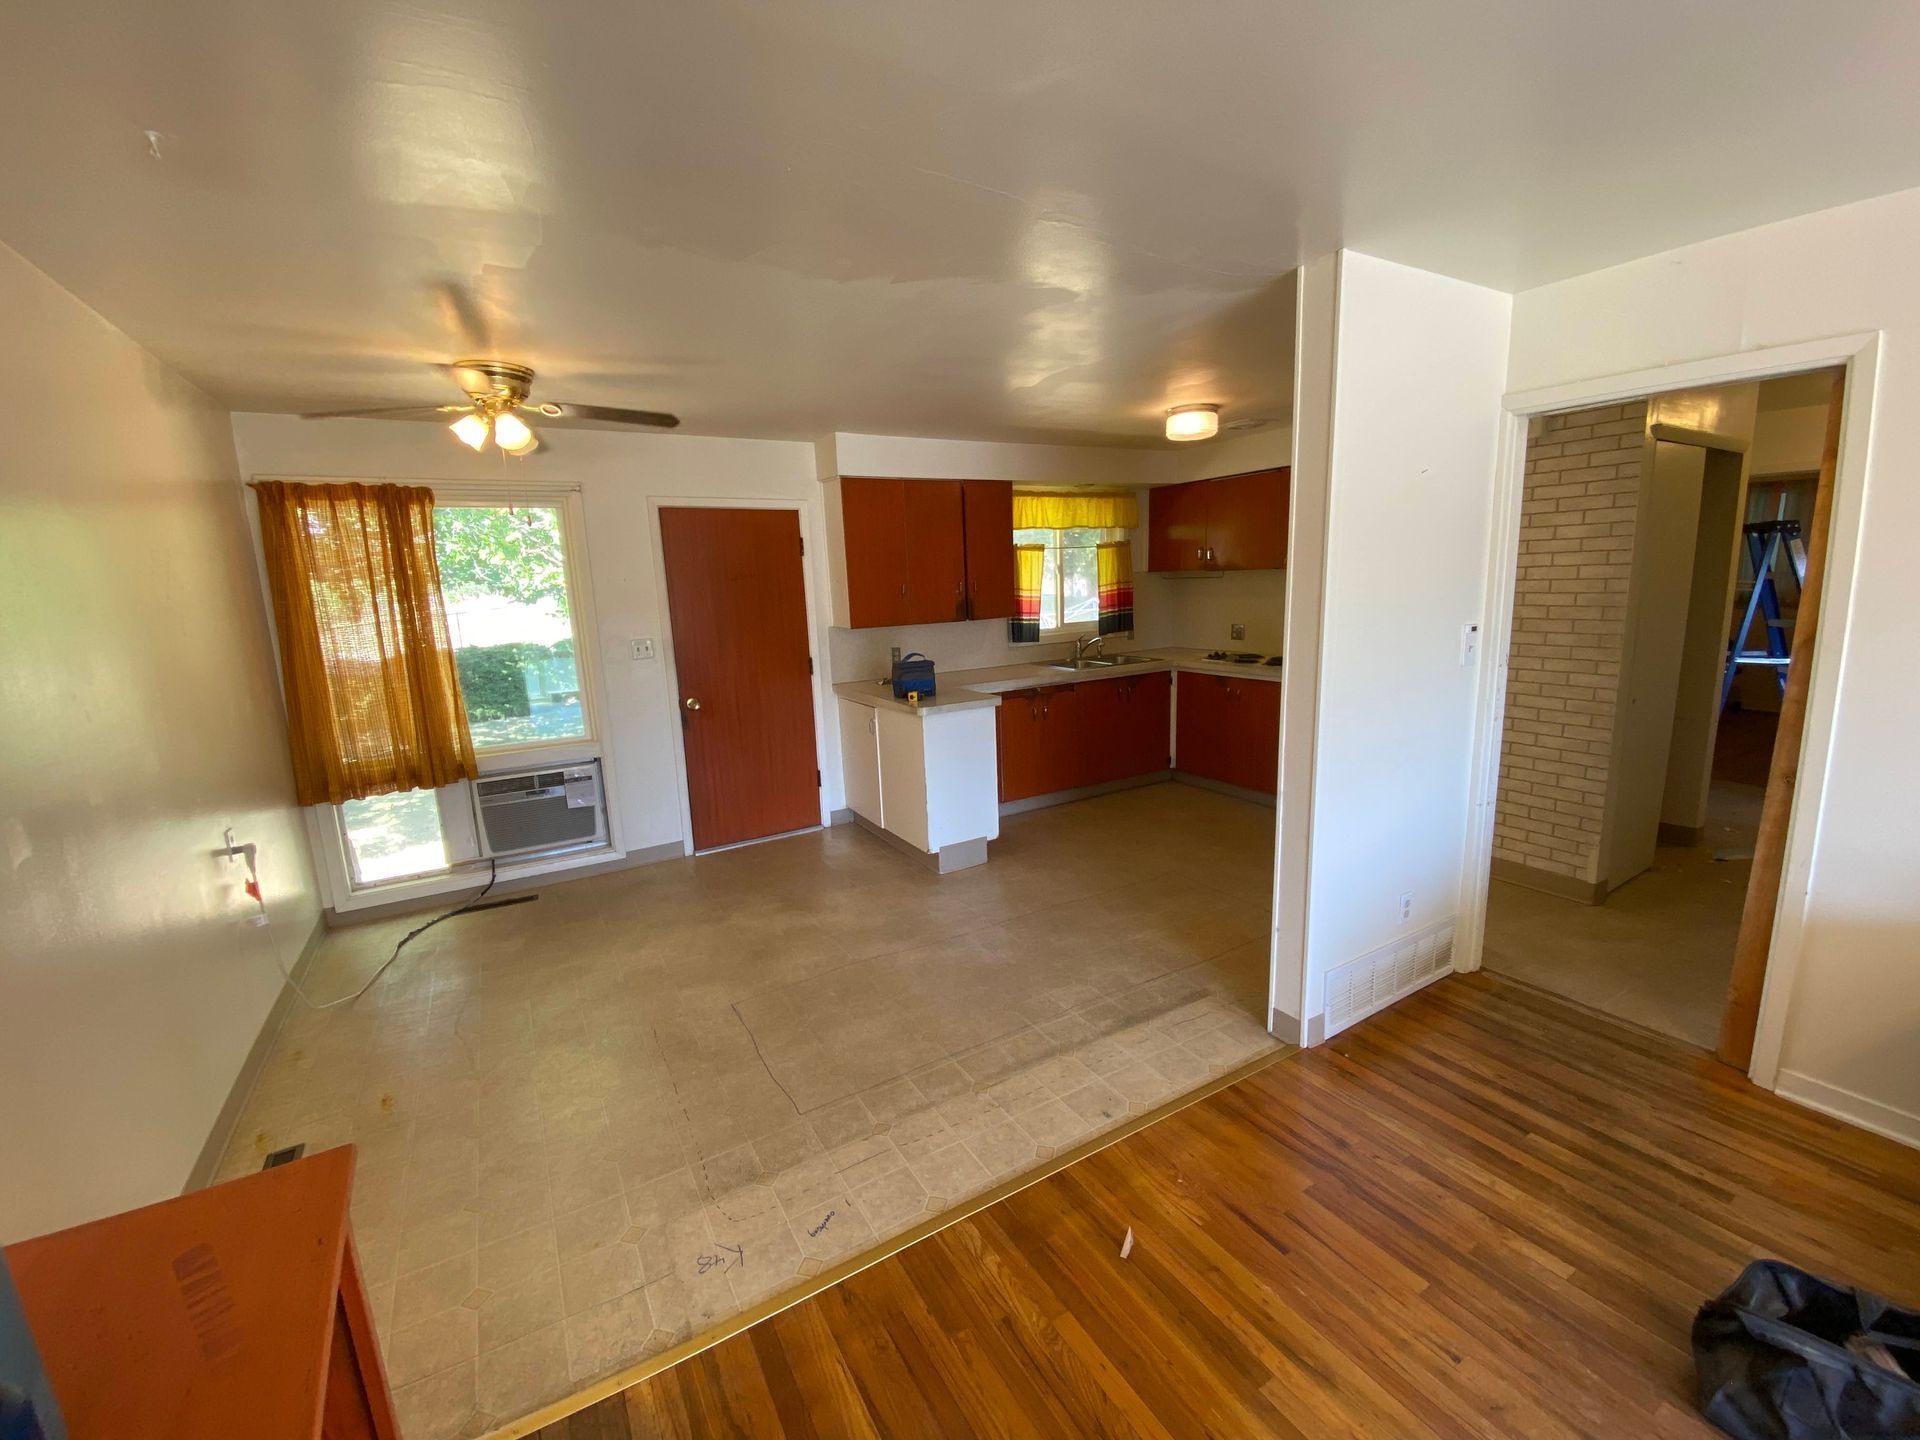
[
  {"xmin": 1011, "ymin": 490, "xmax": 1138, "ymax": 530},
  {"xmin": 253, "ymin": 481, "xmax": 478, "ymax": 807}
]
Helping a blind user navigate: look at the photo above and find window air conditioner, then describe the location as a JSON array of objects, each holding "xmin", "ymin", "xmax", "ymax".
[{"xmin": 472, "ymin": 761, "xmax": 607, "ymax": 860}]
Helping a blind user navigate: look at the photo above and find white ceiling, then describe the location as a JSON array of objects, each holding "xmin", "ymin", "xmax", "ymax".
[{"xmin": 4, "ymin": 2, "xmax": 1918, "ymax": 446}]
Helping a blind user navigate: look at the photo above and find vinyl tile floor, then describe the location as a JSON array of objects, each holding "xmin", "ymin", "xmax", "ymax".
[
  {"xmin": 1482, "ymin": 776, "xmax": 1763, "ymax": 1047},
  {"xmin": 210, "ymin": 782, "xmax": 1283, "ymax": 1439}
]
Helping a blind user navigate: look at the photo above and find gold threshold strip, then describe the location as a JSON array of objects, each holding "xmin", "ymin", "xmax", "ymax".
[{"xmin": 487, "ymin": 1042, "xmax": 1295, "ymax": 1439}]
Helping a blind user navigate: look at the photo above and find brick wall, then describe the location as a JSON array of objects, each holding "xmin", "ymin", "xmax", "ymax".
[{"xmin": 1492, "ymin": 401, "xmax": 1647, "ymax": 887}]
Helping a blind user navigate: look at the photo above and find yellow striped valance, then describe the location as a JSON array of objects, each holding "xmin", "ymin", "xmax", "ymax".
[{"xmin": 1011, "ymin": 489, "xmax": 1138, "ymax": 530}]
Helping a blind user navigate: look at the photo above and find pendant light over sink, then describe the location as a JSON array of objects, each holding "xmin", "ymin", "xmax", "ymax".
[{"xmin": 1165, "ymin": 403, "xmax": 1220, "ymax": 442}]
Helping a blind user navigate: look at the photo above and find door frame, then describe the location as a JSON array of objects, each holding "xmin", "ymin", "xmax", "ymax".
[
  {"xmin": 647, "ymin": 495, "xmax": 835, "ymax": 857},
  {"xmin": 1454, "ymin": 331, "xmax": 1880, "ymax": 1089}
]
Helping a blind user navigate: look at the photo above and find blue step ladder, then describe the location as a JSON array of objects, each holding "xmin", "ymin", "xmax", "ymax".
[{"xmin": 1720, "ymin": 516, "xmax": 1807, "ymax": 710}]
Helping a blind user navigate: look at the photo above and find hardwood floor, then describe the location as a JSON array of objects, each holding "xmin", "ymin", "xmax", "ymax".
[{"xmin": 530, "ymin": 973, "xmax": 1920, "ymax": 1439}]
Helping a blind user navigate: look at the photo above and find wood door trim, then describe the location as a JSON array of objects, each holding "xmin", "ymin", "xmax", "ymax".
[{"xmin": 1718, "ymin": 372, "xmax": 1843, "ymax": 1069}]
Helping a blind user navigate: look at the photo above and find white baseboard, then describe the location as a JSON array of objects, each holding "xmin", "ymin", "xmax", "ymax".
[{"xmin": 1776, "ymin": 1069, "xmax": 1920, "ymax": 1151}]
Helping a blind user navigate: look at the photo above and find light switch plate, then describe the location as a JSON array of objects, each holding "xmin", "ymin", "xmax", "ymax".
[
  {"xmin": 1459, "ymin": 623, "xmax": 1480, "ymax": 667},
  {"xmin": 1229, "ymin": 623, "xmax": 1246, "ymax": 641},
  {"xmin": 631, "ymin": 637, "xmax": 656, "ymax": 661}
]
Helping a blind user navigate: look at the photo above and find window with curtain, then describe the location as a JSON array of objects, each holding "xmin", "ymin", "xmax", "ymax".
[
  {"xmin": 1008, "ymin": 490, "xmax": 1137, "ymax": 641},
  {"xmin": 337, "ymin": 500, "xmax": 592, "ymax": 885},
  {"xmin": 252, "ymin": 480, "xmax": 478, "ymax": 809},
  {"xmin": 1013, "ymin": 525, "xmax": 1128, "ymax": 632}
]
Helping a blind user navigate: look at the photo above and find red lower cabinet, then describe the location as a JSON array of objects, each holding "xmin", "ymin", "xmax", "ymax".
[
  {"xmin": 1174, "ymin": 672, "xmax": 1278, "ymax": 794},
  {"xmin": 996, "ymin": 686, "xmax": 1084, "ymax": 802},
  {"xmin": 997, "ymin": 675, "xmax": 1171, "ymax": 802}
]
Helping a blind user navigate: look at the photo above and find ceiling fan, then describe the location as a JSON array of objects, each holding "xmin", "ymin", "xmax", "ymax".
[{"xmin": 300, "ymin": 359, "xmax": 681, "ymax": 456}]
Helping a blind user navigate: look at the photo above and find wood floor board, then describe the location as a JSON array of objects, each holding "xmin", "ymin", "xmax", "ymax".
[{"xmin": 561, "ymin": 973, "xmax": 1920, "ymax": 1438}]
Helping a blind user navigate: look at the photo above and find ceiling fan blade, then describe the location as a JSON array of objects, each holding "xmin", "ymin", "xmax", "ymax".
[
  {"xmin": 535, "ymin": 401, "xmax": 681, "ymax": 430},
  {"xmin": 300, "ymin": 404, "xmax": 471, "ymax": 421}
]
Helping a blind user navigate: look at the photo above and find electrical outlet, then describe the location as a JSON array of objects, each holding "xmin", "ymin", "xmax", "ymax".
[
  {"xmin": 1229, "ymin": 623, "xmax": 1246, "ymax": 641},
  {"xmin": 631, "ymin": 637, "xmax": 656, "ymax": 661},
  {"xmin": 1399, "ymin": 892, "xmax": 1412, "ymax": 921},
  {"xmin": 1459, "ymin": 622, "xmax": 1480, "ymax": 667}
]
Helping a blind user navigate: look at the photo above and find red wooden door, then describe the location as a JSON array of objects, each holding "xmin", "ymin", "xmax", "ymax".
[
  {"xmin": 1208, "ymin": 468, "xmax": 1291, "ymax": 570},
  {"xmin": 961, "ymin": 480, "xmax": 1016, "ymax": 619},
  {"xmin": 1148, "ymin": 480, "xmax": 1211, "ymax": 572},
  {"xmin": 903, "ymin": 480, "xmax": 968, "ymax": 623},
  {"xmin": 660, "ymin": 507, "xmax": 820, "ymax": 849},
  {"xmin": 1226, "ymin": 679, "xmax": 1281, "ymax": 793},
  {"xmin": 840, "ymin": 477, "xmax": 907, "ymax": 627},
  {"xmin": 1174, "ymin": 671, "xmax": 1232, "ymax": 781},
  {"xmin": 1122, "ymin": 671, "xmax": 1172, "ymax": 776}
]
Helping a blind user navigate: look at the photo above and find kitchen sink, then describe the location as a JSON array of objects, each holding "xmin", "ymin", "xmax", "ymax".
[{"xmin": 1044, "ymin": 653, "xmax": 1158, "ymax": 671}]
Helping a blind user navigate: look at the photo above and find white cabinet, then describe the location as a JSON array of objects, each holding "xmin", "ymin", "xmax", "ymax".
[
  {"xmin": 835, "ymin": 697, "xmax": 999, "ymax": 872},
  {"xmin": 837, "ymin": 697, "xmax": 885, "ymax": 828}
]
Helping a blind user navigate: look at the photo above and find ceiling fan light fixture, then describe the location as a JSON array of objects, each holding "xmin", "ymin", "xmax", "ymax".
[
  {"xmin": 1165, "ymin": 403, "xmax": 1220, "ymax": 442},
  {"xmin": 450, "ymin": 413, "xmax": 490, "ymax": 450},
  {"xmin": 492, "ymin": 411, "xmax": 536, "ymax": 453}
]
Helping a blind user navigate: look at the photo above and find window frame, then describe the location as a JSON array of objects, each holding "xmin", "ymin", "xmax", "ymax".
[
  {"xmin": 298, "ymin": 480, "xmax": 619, "ymax": 910},
  {"xmin": 432, "ymin": 492, "xmax": 599, "ymax": 763},
  {"xmin": 1014, "ymin": 524, "xmax": 1130, "ymax": 640}
]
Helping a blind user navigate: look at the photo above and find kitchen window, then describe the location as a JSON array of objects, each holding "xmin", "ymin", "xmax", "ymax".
[{"xmin": 1014, "ymin": 525, "xmax": 1128, "ymax": 634}]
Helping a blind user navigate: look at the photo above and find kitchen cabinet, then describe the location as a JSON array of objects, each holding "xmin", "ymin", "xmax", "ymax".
[
  {"xmin": 996, "ymin": 684, "xmax": 1083, "ymax": 802},
  {"xmin": 1080, "ymin": 671, "xmax": 1172, "ymax": 787},
  {"xmin": 1146, "ymin": 467, "xmax": 1290, "ymax": 572},
  {"xmin": 1146, "ymin": 476, "xmax": 1215, "ymax": 572},
  {"xmin": 1175, "ymin": 671, "xmax": 1279, "ymax": 794},
  {"xmin": 840, "ymin": 476, "xmax": 909, "ymax": 627},
  {"xmin": 998, "ymin": 674, "xmax": 1173, "ymax": 801},
  {"xmin": 961, "ymin": 479, "xmax": 1016, "ymax": 620},
  {"xmin": 838, "ymin": 477, "xmax": 1016, "ymax": 627},
  {"xmin": 836, "ymin": 693, "xmax": 999, "ymax": 871},
  {"xmin": 838, "ymin": 697, "xmax": 884, "ymax": 827},
  {"xmin": 903, "ymin": 479, "xmax": 968, "ymax": 622}
]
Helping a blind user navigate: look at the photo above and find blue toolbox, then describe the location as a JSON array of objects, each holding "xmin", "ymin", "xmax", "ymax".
[{"xmin": 890, "ymin": 651, "xmax": 936, "ymax": 701}]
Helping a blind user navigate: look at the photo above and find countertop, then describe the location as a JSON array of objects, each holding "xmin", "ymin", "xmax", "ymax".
[{"xmin": 833, "ymin": 646, "xmax": 1282, "ymax": 717}]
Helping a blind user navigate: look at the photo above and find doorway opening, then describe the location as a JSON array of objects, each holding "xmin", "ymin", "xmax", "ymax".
[{"xmin": 1479, "ymin": 367, "xmax": 1843, "ymax": 1060}]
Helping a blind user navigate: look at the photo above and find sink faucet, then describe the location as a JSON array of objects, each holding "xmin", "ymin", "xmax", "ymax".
[{"xmin": 1074, "ymin": 633, "xmax": 1105, "ymax": 665}]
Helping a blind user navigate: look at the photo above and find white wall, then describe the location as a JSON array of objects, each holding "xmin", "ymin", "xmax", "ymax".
[
  {"xmin": 1751, "ymin": 403, "xmax": 1830, "ymax": 475},
  {"xmin": 0, "ymin": 243, "xmax": 319, "ymax": 1240},
  {"xmin": 1507, "ymin": 184, "xmax": 1920, "ymax": 1143},
  {"xmin": 228, "ymin": 416, "xmax": 835, "ymax": 855},
  {"xmin": 1301, "ymin": 251, "xmax": 1511, "ymax": 1022}
]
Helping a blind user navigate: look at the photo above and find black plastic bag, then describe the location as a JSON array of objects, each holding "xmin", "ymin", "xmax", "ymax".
[{"xmin": 1693, "ymin": 1259, "xmax": 1920, "ymax": 1438}]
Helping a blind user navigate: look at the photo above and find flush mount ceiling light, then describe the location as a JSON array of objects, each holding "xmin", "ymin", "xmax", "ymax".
[
  {"xmin": 302, "ymin": 352, "xmax": 681, "ymax": 457},
  {"xmin": 1165, "ymin": 403, "xmax": 1220, "ymax": 442}
]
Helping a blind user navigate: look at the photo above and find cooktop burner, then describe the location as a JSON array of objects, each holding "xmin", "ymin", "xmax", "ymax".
[{"xmin": 1205, "ymin": 651, "xmax": 1265, "ymax": 663}]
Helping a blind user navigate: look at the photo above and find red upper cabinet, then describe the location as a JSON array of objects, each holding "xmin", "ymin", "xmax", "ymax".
[
  {"xmin": 841, "ymin": 477, "xmax": 909, "ymax": 628},
  {"xmin": 961, "ymin": 480, "xmax": 1016, "ymax": 620},
  {"xmin": 838, "ymin": 477, "xmax": 1017, "ymax": 628},
  {"xmin": 1208, "ymin": 468, "xmax": 1290, "ymax": 570},
  {"xmin": 1147, "ymin": 467, "xmax": 1289, "ymax": 572},
  {"xmin": 902, "ymin": 479, "xmax": 968, "ymax": 623},
  {"xmin": 1147, "ymin": 477, "xmax": 1214, "ymax": 572}
]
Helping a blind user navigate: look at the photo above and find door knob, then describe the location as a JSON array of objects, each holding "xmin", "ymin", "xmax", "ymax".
[{"xmin": 684, "ymin": 697, "xmax": 702, "ymax": 711}]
